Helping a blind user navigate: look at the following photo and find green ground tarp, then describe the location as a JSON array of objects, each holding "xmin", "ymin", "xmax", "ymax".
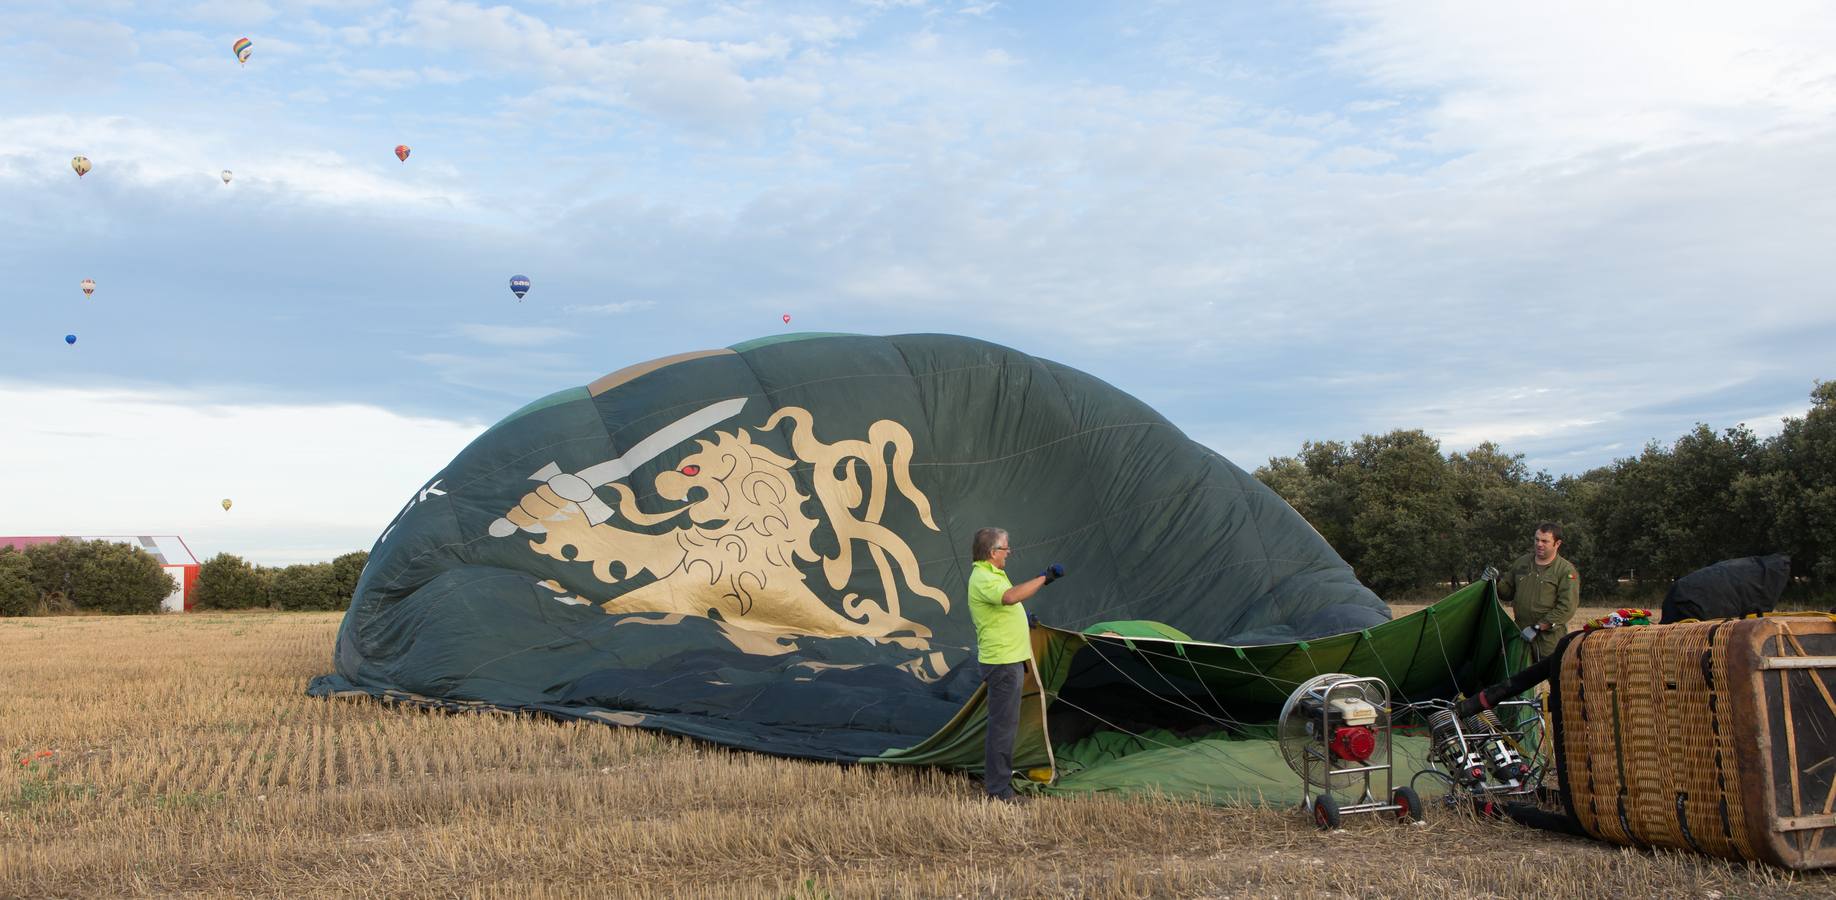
[
  {"xmin": 871, "ymin": 580, "xmax": 1526, "ymax": 802},
  {"xmin": 1045, "ymin": 728, "xmax": 1438, "ymax": 807}
]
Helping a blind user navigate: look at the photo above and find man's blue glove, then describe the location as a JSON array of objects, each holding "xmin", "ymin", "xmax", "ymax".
[
  {"xmin": 1039, "ymin": 564, "xmax": 1065, "ymax": 584},
  {"xmin": 1520, "ymin": 625, "xmax": 1539, "ymax": 643},
  {"xmin": 1027, "ymin": 612, "xmax": 1042, "ymax": 628}
]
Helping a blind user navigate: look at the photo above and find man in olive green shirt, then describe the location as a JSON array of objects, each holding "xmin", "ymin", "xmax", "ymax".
[
  {"xmin": 966, "ymin": 526, "xmax": 1065, "ymax": 802},
  {"xmin": 1495, "ymin": 522, "xmax": 1580, "ymax": 660}
]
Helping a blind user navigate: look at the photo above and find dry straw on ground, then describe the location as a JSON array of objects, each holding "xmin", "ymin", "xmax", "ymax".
[{"xmin": 3, "ymin": 611, "xmax": 1832, "ymax": 898}]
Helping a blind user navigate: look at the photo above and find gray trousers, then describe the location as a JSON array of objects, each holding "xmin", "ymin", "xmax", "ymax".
[{"xmin": 980, "ymin": 661, "xmax": 1026, "ymax": 798}]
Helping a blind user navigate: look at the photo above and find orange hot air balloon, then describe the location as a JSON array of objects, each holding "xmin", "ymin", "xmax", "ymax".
[
  {"xmin": 72, "ymin": 156, "xmax": 91, "ymax": 177},
  {"xmin": 80, "ymin": 278, "xmax": 96, "ymax": 298},
  {"xmin": 394, "ymin": 145, "xmax": 411, "ymax": 162}
]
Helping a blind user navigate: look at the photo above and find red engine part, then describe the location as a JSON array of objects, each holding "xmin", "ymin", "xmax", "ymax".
[{"xmin": 1330, "ymin": 726, "xmax": 1376, "ymax": 762}]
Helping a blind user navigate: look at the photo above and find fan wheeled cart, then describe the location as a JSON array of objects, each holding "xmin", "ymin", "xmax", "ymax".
[{"xmin": 1277, "ymin": 673, "xmax": 1423, "ymax": 829}]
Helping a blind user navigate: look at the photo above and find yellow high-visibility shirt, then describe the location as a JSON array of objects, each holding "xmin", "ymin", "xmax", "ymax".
[{"xmin": 968, "ymin": 559, "xmax": 1030, "ymax": 664}]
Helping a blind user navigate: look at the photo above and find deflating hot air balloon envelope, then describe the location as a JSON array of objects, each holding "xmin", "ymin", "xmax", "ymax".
[{"xmin": 310, "ymin": 333, "xmax": 1523, "ymax": 803}]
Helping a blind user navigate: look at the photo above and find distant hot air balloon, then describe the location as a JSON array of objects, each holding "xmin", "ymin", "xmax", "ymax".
[
  {"xmin": 782, "ymin": 313, "xmax": 791, "ymax": 325},
  {"xmin": 80, "ymin": 278, "xmax": 95, "ymax": 298},
  {"xmin": 71, "ymin": 156, "xmax": 91, "ymax": 177},
  {"xmin": 221, "ymin": 170, "xmax": 233, "ymax": 185},
  {"xmin": 221, "ymin": 499, "xmax": 233, "ymax": 512},
  {"xmin": 394, "ymin": 145, "xmax": 411, "ymax": 162},
  {"xmin": 509, "ymin": 275, "xmax": 531, "ymax": 301},
  {"xmin": 233, "ymin": 37, "xmax": 252, "ymax": 65},
  {"xmin": 65, "ymin": 334, "xmax": 76, "ymax": 345}
]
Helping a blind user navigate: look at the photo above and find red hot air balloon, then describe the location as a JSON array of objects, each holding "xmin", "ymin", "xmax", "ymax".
[
  {"xmin": 782, "ymin": 313, "xmax": 791, "ymax": 325},
  {"xmin": 395, "ymin": 145, "xmax": 411, "ymax": 162}
]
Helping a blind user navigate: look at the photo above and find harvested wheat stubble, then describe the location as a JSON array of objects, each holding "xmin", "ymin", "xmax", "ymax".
[{"xmin": 2, "ymin": 612, "xmax": 1829, "ymax": 898}]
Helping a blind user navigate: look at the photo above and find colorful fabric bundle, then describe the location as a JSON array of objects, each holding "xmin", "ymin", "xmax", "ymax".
[{"xmin": 1582, "ymin": 607, "xmax": 1653, "ymax": 631}]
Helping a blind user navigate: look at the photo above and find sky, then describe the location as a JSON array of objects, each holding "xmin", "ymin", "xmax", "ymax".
[{"xmin": 3, "ymin": 1, "xmax": 1833, "ymax": 564}]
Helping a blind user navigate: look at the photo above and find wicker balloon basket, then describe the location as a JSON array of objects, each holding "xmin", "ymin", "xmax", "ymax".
[{"xmin": 1550, "ymin": 614, "xmax": 1836, "ymax": 870}]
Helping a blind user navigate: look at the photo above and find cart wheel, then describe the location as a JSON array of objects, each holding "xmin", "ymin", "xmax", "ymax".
[
  {"xmin": 1392, "ymin": 786, "xmax": 1424, "ymax": 823},
  {"xmin": 1312, "ymin": 793, "xmax": 1342, "ymax": 830}
]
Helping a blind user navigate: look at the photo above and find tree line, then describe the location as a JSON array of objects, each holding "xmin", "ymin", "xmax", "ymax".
[
  {"xmin": 193, "ymin": 552, "xmax": 369, "ymax": 612},
  {"xmin": 1254, "ymin": 380, "xmax": 1835, "ymax": 601},
  {"xmin": 0, "ymin": 540, "xmax": 367, "ymax": 616}
]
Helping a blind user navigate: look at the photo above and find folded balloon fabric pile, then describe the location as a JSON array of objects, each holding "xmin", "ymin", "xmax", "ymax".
[{"xmin": 1582, "ymin": 608, "xmax": 1653, "ymax": 631}]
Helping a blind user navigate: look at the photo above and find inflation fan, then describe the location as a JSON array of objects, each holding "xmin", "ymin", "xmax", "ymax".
[{"xmin": 1277, "ymin": 673, "xmax": 1422, "ymax": 828}]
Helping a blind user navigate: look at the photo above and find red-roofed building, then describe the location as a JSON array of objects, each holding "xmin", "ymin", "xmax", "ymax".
[{"xmin": 0, "ymin": 535, "xmax": 201, "ymax": 612}]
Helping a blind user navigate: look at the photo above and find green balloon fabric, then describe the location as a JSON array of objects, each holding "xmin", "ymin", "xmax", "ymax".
[{"xmin": 309, "ymin": 333, "xmax": 1389, "ymax": 761}]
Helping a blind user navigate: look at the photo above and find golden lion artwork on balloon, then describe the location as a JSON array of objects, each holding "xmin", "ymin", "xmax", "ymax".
[{"xmin": 499, "ymin": 406, "xmax": 951, "ymax": 651}]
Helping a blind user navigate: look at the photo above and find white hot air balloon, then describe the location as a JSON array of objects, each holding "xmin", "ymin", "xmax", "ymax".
[{"xmin": 221, "ymin": 170, "xmax": 233, "ymax": 185}]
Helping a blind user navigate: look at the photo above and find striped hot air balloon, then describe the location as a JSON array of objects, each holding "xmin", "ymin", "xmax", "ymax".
[
  {"xmin": 395, "ymin": 145, "xmax": 411, "ymax": 162},
  {"xmin": 233, "ymin": 37, "xmax": 252, "ymax": 65}
]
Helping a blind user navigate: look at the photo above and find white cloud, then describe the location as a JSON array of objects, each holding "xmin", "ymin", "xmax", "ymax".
[
  {"xmin": 451, "ymin": 324, "xmax": 576, "ymax": 346},
  {"xmin": 0, "ymin": 383, "xmax": 484, "ymax": 565},
  {"xmin": 561, "ymin": 300, "xmax": 656, "ymax": 315},
  {"xmin": 0, "ymin": 114, "xmax": 478, "ymax": 212},
  {"xmin": 335, "ymin": 65, "xmax": 425, "ymax": 89},
  {"xmin": 1317, "ymin": 144, "xmax": 1394, "ymax": 169},
  {"xmin": 1321, "ymin": 0, "xmax": 1836, "ymax": 162},
  {"xmin": 403, "ymin": 352, "xmax": 598, "ymax": 398},
  {"xmin": 180, "ymin": 0, "xmax": 277, "ymax": 26},
  {"xmin": 396, "ymin": 0, "xmax": 821, "ymax": 131}
]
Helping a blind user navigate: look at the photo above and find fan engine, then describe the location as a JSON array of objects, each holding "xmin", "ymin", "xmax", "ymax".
[{"xmin": 1276, "ymin": 674, "xmax": 1423, "ymax": 829}]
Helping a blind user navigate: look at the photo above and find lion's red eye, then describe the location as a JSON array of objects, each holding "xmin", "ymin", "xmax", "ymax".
[{"xmin": 680, "ymin": 465, "xmax": 700, "ymax": 476}]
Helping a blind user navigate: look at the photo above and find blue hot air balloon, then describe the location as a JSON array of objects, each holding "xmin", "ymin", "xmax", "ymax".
[
  {"xmin": 509, "ymin": 275, "xmax": 531, "ymax": 301},
  {"xmin": 65, "ymin": 334, "xmax": 76, "ymax": 345}
]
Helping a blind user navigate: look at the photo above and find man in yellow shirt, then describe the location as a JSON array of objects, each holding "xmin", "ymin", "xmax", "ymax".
[{"xmin": 966, "ymin": 526, "xmax": 1065, "ymax": 803}]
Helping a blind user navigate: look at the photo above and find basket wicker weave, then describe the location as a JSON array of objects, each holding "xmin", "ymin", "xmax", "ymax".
[{"xmin": 1550, "ymin": 615, "xmax": 1836, "ymax": 869}]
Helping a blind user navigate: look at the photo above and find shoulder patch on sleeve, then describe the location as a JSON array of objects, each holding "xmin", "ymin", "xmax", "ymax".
[{"xmin": 1569, "ymin": 572, "xmax": 1576, "ymax": 579}]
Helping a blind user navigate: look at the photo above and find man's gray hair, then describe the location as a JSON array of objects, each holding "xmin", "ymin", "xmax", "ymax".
[{"xmin": 971, "ymin": 527, "xmax": 1008, "ymax": 562}]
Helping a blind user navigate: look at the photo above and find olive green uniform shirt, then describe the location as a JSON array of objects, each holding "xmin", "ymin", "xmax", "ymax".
[{"xmin": 1496, "ymin": 552, "xmax": 1580, "ymax": 658}]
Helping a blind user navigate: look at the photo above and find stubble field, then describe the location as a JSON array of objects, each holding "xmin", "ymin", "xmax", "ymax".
[{"xmin": 3, "ymin": 611, "xmax": 1832, "ymax": 898}]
